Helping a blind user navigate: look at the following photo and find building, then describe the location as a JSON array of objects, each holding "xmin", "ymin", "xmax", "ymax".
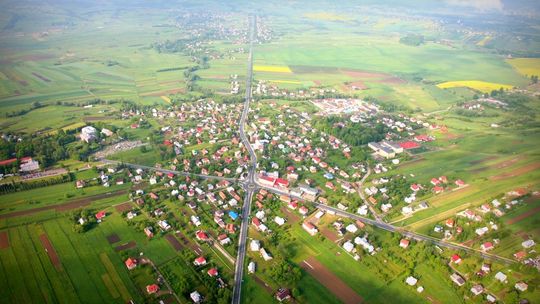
[
  {"xmin": 194, "ymin": 256, "xmax": 207, "ymax": 266},
  {"xmin": 302, "ymin": 221, "xmax": 318, "ymax": 236},
  {"xmin": 405, "ymin": 276, "xmax": 418, "ymax": 286},
  {"xmin": 80, "ymin": 126, "xmax": 98, "ymax": 143},
  {"xmin": 19, "ymin": 157, "xmax": 40, "ymax": 172},
  {"xmin": 451, "ymin": 254, "xmax": 462, "ymax": 264},
  {"xmin": 515, "ymin": 282, "xmax": 528, "ymax": 292},
  {"xmin": 470, "ymin": 284, "xmax": 484, "ymax": 296},
  {"xmin": 250, "ymin": 240, "xmax": 261, "ymax": 251},
  {"xmin": 450, "ymin": 273, "xmax": 465, "ymax": 286},
  {"xmin": 125, "ymin": 258, "xmax": 137, "ymax": 270},
  {"xmin": 146, "ymin": 284, "xmax": 159, "ymax": 294},
  {"xmin": 260, "ymin": 248, "xmax": 273, "ymax": 261},
  {"xmin": 400, "ymin": 239, "xmax": 410, "ymax": 249},
  {"xmin": 495, "ymin": 272, "xmax": 507, "ymax": 283},
  {"xmin": 248, "ymin": 261, "xmax": 256, "ymax": 273},
  {"xmin": 190, "ymin": 291, "xmax": 202, "ymax": 303},
  {"xmin": 207, "ymin": 268, "xmax": 218, "ymax": 277},
  {"xmin": 276, "ymin": 288, "xmax": 291, "ymax": 302}
]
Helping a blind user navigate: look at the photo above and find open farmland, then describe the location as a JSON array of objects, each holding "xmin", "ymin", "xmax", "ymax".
[{"xmin": 1, "ymin": 1, "xmax": 540, "ymax": 304}]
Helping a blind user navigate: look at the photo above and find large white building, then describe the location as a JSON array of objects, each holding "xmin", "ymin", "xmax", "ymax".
[{"xmin": 80, "ymin": 126, "xmax": 98, "ymax": 143}]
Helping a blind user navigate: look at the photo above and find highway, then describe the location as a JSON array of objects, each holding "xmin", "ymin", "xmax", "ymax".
[
  {"xmin": 232, "ymin": 15, "xmax": 258, "ymax": 304},
  {"xmin": 255, "ymin": 184, "xmax": 516, "ymax": 265}
]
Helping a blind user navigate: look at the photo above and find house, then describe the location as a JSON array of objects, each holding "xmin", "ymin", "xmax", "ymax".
[
  {"xmin": 302, "ymin": 221, "xmax": 318, "ymax": 236},
  {"xmin": 76, "ymin": 180, "xmax": 85, "ymax": 189},
  {"xmin": 207, "ymin": 268, "xmax": 218, "ymax": 277},
  {"xmin": 451, "ymin": 254, "xmax": 462, "ymax": 264},
  {"xmin": 250, "ymin": 240, "xmax": 261, "ymax": 251},
  {"xmin": 196, "ymin": 230, "xmax": 209, "ymax": 241},
  {"xmin": 433, "ymin": 186, "xmax": 444, "ymax": 194},
  {"xmin": 274, "ymin": 216, "xmax": 286, "ymax": 226},
  {"xmin": 144, "ymin": 227, "xmax": 154, "ymax": 238},
  {"xmin": 410, "ymin": 184, "xmax": 421, "ymax": 192},
  {"xmin": 95, "ymin": 211, "xmax": 106, "ymax": 222},
  {"xmin": 158, "ymin": 220, "xmax": 171, "ymax": 231},
  {"xmin": 218, "ymin": 234, "xmax": 231, "ymax": 245},
  {"xmin": 299, "ymin": 206, "xmax": 309, "ymax": 216},
  {"xmin": 481, "ymin": 263, "xmax": 491, "ymax": 273},
  {"xmin": 288, "ymin": 201, "xmax": 298, "ymax": 210},
  {"xmin": 125, "ymin": 258, "xmax": 137, "ymax": 270},
  {"xmin": 515, "ymin": 282, "xmax": 528, "ymax": 292},
  {"xmin": 343, "ymin": 241, "xmax": 354, "ymax": 252},
  {"xmin": 470, "ymin": 284, "xmax": 484, "ymax": 296},
  {"xmin": 514, "ymin": 251, "xmax": 527, "ymax": 260},
  {"xmin": 430, "ymin": 178, "xmax": 440, "ymax": 186},
  {"xmin": 455, "ymin": 179, "xmax": 465, "ymax": 187},
  {"xmin": 146, "ymin": 284, "xmax": 159, "ymax": 294},
  {"xmin": 481, "ymin": 242, "xmax": 494, "ymax": 251},
  {"xmin": 522, "ymin": 239, "xmax": 535, "ymax": 248},
  {"xmin": 190, "ymin": 291, "xmax": 202, "ymax": 303},
  {"xmin": 149, "ymin": 192, "xmax": 159, "ymax": 200},
  {"xmin": 450, "ymin": 273, "xmax": 465, "ymax": 286},
  {"xmin": 194, "ymin": 256, "xmax": 207, "ymax": 266},
  {"xmin": 248, "ymin": 261, "xmax": 256, "ymax": 274},
  {"xmin": 486, "ymin": 294, "xmax": 496, "ymax": 303},
  {"xmin": 445, "ymin": 218, "xmax": 455, "ymax": 228},
  {"xmin": 276, "ymin": 288, "xmax": 291, "ymax": 302},
  {"xmin": 405, "ymin": 276, "xmax": 418, "ymax": 286},
  {"xmin": 252, "ymin": 218, "xmax": 267, "ymax": 232},
  {"xmin": 260, "ymin": 248, "xmax": 272, "ymax": 261},
  {"xmin": 400, "ymin": 239, "xmax": 410, "ymax": 249},
  {"xmin": 346, "ymin": 224, "xmax": 358, "ymax": 233},
  {"xmin": 127, "ymin": 211, "xmax": 137, "ymax": 220},
  {"xmin": 495, "ymin": 271, "xmax": 507, "ymax": 283}
]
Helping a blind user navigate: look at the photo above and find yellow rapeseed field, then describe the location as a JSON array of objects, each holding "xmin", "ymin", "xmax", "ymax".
[
  {"xmin": 506, "ymin": 58, "xmax": 540, "ymax": 77},
  {"xmin": 436, "ymin": 80, "xmax": 513, "ymax": 93},
  {"xmin": 160, "ymin": 96, "xmax": 172, "ymax": 103},
  {"xmin": 253, "ymin": 65, "xmax": 292, "ymax": 73}
]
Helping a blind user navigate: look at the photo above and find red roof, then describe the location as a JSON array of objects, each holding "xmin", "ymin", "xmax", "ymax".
[
  {"xmin": 399, "ymin": 141, "xmax": 420, "ymax": 149},
  {"xmin": 433, "ymin": 186, "xmax": 444, "ymax": 193},
  {"xmin": 252, "ymin": 218, "xmax": 261, "ymax": 227},
  {"xmin": 207, "ymin": 268, "xmax": 218, "ymax": 277},
  {"xmin": 455, "ymin": 179, "xmax": 465, "ymax": 186},
  {"xmin": 0, "ymin": 158, "xmax": 17, "ymax": 166},
  {"xmin": 163, "ymin": 140, "xmax": 173, "ymax": 146},
  {"xmin": 95, "ymin": 211, "xmax": 106, "ymax": 220},
  {"xmin": 482, "ymin": 242, "xmax": 493, "ymax": 249},
  {"xmin": 275, "ymin": 178, "xmax": 289, "ymax": 187},
  {"xmin": 194, "ymin": 256, "xmax": 206, "ymax": 265},
  {"xmin": 125, "ymin": 258, "xmax": 137, "ymax": 269},
  {"xmin": 451, "ymin": 254, "xmax": 461, "ymax": 263},
  {"xmin": 196, "ymin": 230, "xmax": 209, "ymax": 240},
  {"xmin": 146, "ymin": 284, "xmax": 159, "ymax": 294}
]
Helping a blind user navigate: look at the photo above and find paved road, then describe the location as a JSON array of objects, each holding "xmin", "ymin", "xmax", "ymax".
[
  {"xmin": 353, "ymin": 166, "xmax": 383, "ymax": 222},
  {"xmin": 232, "ymin": 15, "xmax": 258, "ymax": 304},
  {"xmin": 101, "ymin": 159, "xmax": 238, "ymax": 182},
  {"xmin": 256, "ymin": 184, "xmax": 515, "ymax": 265}
]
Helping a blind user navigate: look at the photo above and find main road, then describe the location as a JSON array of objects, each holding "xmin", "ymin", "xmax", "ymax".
[
  {"xmin": 256, "ymin": 184, "xmax": 516, "ymax": 265},
  {"xmin": 232, "ymin": 15, "xmax": 258, "ymax": 304}
]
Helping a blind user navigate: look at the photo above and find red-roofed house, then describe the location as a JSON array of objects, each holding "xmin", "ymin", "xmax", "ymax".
[
  {"xmin": 410, "ymin": 184, "xmax": 421, "ymax": 192},
  {"xmin": 446, "ymin": 218, "xmax": 455, "ymax": 228},
  {"xmin": 125, "ymin": 257, "xmax": 137, "ymax": 270},
  {"xmin": 146, "ymin": 284, "xmax": 159, "ymax": 294},
  {"xmin": 299, "ymin": 206, "xmax": 309, "ymax": 216},
  {"xmin": 455, "ymin": 179, "xmax": 465, "ymax": 187},
  {"xmin": 451, "ymin": 254, "xmax": 462, "ymax": 264},
  {"xmin": 207, "ymin": 268, "xmax": 218, "ymax": 277},
  {"xmin": 399, "ymin": 141, "xmax": 420, "ymax": 150},
  {"xmin": 288, "ymin": 201, "xmax": 298, "ymax": 210},
  {"xmin": 95, "ymin": 211, "xmax": 106, "ymax": 221},
  {"xmin": 433, "ymin": 186, "xmax": 444, "ymax": 194},
  {"xmin": 439, "ymin": 176, "xmax": 448, "ymax": 183},
  {"xmin": 481, "ymin": 242, "xmax": 494, "ymax": 251},
  {"xmin": 400, "ymin": 239, "xmax": 410, "ymax": 249},
  {"xmin": 431, "ymin": 178, "xmax": 440, "ymax": 186},
  {"xmin": 194, "ymin": 256, "xmax": 207, "ymax": 266},
  {"xmin": 513, "ymin": 251, "xmax": 526, "ymax": 260},
  {"xmin": 196, "ymin": 230, "xmax": 209, "ymax": 241}
]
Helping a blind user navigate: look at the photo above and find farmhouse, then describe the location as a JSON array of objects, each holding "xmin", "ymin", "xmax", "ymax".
[
  {"xmin": 450, "ymin": 273, "xmax": 465, "ymax": 286},
  {"xmin": 302, "ymin": 221, "xmax": 318, "ymax": 236},
  {"xmin": 190, "ymin": 291, "xmax": 202, "ymax": 303},
  {"xmin": 146, "ymin": 284, "xmax": 159, "ymax": 294},
  {"xmin": 470, "ymin": 284, "xmax": 484, "ymax": 296},
  {"xmin": 207, "ymin": 268, "xmax": 218, "ymax": 277},
  {"xmin": 194, "ymin": 256, "xmax": 207, "ymax": 266},
  {"xmin": 125, "ymin": 258, "xmax": 137, "ymax": 270},
  {"xmin": 399, "ymin": 239, "xmax": 410, "ymax": 249},
  {"xmin": 451, "ymin": 254, "xmax": 462, "ymax": 264},
  {"xmin": 276, "ymin": 288, "xmax": 291, "ymax": 302}
]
